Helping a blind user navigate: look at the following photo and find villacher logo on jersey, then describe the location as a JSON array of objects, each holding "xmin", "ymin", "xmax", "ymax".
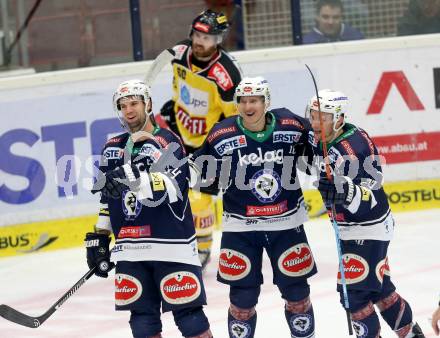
[{"xmin": 238, "ymin": 148, "xmax": 283, "ymax": 166}]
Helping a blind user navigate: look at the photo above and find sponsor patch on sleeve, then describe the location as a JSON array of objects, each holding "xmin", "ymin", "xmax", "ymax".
[{"xmin": 208, "ymin": 62, "xmax": 233, "ymax": 91}]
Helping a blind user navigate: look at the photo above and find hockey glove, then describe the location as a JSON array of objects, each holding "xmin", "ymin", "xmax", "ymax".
[
  {"xmin": 317, "ymin": 176, "xmax": 356, "ymax": 207},
  {"xmin": 160, "ymin": 99, "xmax": 178, "ymax": 132},
  {"xmin": 92, "ymin": 163, "xmax": 141, "ymax": 199},
  {"xmin": 85, "ymin": 232, "xmax": 114, "ymax": 278}
]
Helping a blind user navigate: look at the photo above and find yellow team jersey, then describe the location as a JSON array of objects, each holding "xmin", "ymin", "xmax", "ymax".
[{"xmin": 171, "ymin": 40, "xmax": 242, "ymax": 148}]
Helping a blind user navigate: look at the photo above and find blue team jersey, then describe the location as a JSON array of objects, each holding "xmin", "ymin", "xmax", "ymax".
[
  {"xmin": 194, "ymin": 108, "xmax": 310, "ymax": 232},
  {"xmin": 97, "ymin": 127, "xmax": 200, "ymax": 266},
  {"xmin": 308, "ymin": 123, "xmax": 394, "ymax": 241}
]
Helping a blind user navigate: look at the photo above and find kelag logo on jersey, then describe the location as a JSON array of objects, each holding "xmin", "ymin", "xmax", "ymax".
[
  {"xmin": 238, "ymin": 148, "xmax": 283, "ymax": 166},
  {"xmin": 273, "ymin": 131, "xmax": 302, "ymax": 143},
  {"xmin": 250, "ymin": 169, "xmax": 282, "ymax": 203},
  {"xmin": 214, "ymin": 135, "xmax": 247, "ymax": 155}
]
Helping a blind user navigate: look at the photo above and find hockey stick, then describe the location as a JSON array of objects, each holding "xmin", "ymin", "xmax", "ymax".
[
  {"xmin": 305, "ymin": 64, "xmax": 353, "ymax": 335},
  {"xmin": 0, "ymin": 266, "xmax": 96, "ymax": 328},
  {"xmin": 144, "ymin": 48, "xmax": 175, "ymax": 86}
]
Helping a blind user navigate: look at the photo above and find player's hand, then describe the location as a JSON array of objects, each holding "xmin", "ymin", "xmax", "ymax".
[
  {"xmin": 432, "ymin": 306, "xmax": 440, "ymax": 335},
  {"xmin": 84, "ymin": 232, "xmax": 114, "ymax": 278},
  {"xmin": 316, "ymin": 176, "xmax": 356, "ymax": 207},
  {"xmin": 92, "ymin": 164, "xmax": 141, "ymax": 199}
]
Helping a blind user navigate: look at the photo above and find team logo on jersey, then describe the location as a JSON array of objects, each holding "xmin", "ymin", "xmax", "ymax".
[
  {"xmin": 208, "ymin": 62, "xmax": 233, "ymax": 91},
  {"xmin": 273, "ymin": 131, "xmax": 302, "ymax": 143},
  {"xmin": 218, "ymin": 249, "xmax": 251, "ymax": 281},
  {"xmin": 278, "ymin": 243, "xmax": 315, "ymax": 277},
  {"xmin": 338, "ymin": 253, "xmax": 369, "ymax": 284},
  {"xmin": 352, "ymin": 320, "xmax": 368, "ymax": 338},
  {"xmin": 176, "ymin": 106, "xmax": 207, "ymax": 135},
  {"xmin": 122, "ymin": 191, "xmax": 142, "ymax": 220},
  {"xmin": 246, "ymin": 200, "xmax": 288, "ymax": 216},
  {"xmin": 214, "ymin": 135, "xmax": 247, "ymax": 155},
  {"xmin": 280, "ymin": 118, "xmax": 304, "ymax": 129},
  {"xmin": 207, "ymin": 126, "xmax": 237, "ymax": 143},
  {"xmin": 160, "ymin": 271, "xmax": 201, "ymax": 305},
  {"xmin": 103, "ymin": 147, "xmax": 123, "ymax": 160},
  {"xmin": 229, "ymin": 320, "xmax": 252, "ymax": 338},
  {"xmin": 250, "ymin": 169, "xmax": 282, "ymax": 203},
  {"xmin": 375, "ymin": 257, "xmax": 390, "ymax": 283},
  {"xmin": 289, "ymin": 313, "xmax": 314, "ymax": 336},
  {"xmin": 238, "ymin": 148, "xmax": 283, "ymax": 166},
  {"xmin": 115, "ymin": 274, "xmax": 142, "ymax": 306}
]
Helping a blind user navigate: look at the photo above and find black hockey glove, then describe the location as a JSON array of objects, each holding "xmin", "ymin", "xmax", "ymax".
[
  {"xmin": 160, "ymin": 99, "xmax": 178, "ymax": 133},
  {"xmin": 92, "ymin": 164, "xmax": 141, "ymax": 199},
  {"xmin": 317, "ymin": 176, "xmax": 356, "ymax": 207},
  {"xmin": 84, "ymin": 232, "xmax": 114, "ymax": 278}
]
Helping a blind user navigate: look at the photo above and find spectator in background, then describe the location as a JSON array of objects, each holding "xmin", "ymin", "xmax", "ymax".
[
  {"xmin": 397, "ymin": 0, "xmax": 440, "ymax": 36},
  {"xmin": 303, "ymin": 0, "xmax": 364, "ymax": 44},
  {"xmin": 204, "ymin": 0, "xmax": 244, "ymax": 50}
]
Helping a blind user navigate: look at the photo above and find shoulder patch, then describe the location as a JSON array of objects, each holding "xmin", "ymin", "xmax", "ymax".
[
  {"xmin": 207, "ymin": 126, "xmax": 237, "ymax": 143},
  {"xmin": 280, "ymin": 118, "xmax": 304, "ymax": 129},
  {"xmin": 172, "ymin": 44, "xmax": 188, "ymax": 60},
  {"xmin": 208, "ymin": 62, "xmax": 233, "ymax": 91},
  {"xmin": 155, "ymin": 135, "xmax": 169, "ymax": 149},
  {"xmin": 340, "ymin": 140, "xmax": 357, "ymax": 159},
  {"xmin": 359, "ymin": 130, "xmax": 375, "ymax": 156},
  {"xmin": 105, "ymin": 137, "xmax": 123, "ymax": 145}
]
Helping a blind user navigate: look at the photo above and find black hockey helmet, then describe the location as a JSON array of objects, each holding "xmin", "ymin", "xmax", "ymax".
[{"xmin": 191, "ymin": 9, "xmax": 229, "ymax": 36}]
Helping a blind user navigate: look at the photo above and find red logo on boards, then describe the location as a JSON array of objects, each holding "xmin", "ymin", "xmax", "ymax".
[{"xmin": 367, "ymin": 71, "xmax": 424, "ymax": 115}]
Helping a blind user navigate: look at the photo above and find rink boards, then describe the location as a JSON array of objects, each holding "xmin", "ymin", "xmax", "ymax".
[
  {"xmin": 0, "ymin": 178, "xmax": 438, "ymax": 258},
  {"xmin": 1, "ymin": 34, "xmax": 440, "ymax": 257}
]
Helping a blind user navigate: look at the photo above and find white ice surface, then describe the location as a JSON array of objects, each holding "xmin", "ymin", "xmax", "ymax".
[{"xmin": 0, "ymin": 209, "xmax": 439, "ymax": 338}]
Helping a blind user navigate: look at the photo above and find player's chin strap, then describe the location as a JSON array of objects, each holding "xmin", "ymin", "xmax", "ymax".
[{"xmin": 305, "ymin": 64, "xmax": 354, "ymax": 336}]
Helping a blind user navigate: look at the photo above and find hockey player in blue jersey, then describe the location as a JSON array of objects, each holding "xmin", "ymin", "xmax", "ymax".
[
  {"xmin": 85, "ymin": 79, "xmax": 212, "ymax": 338},
  {"xmin": 193, "ymin": 77, "xmax": 317, "ymax": 338},
  {"xmin": 306, "ymin": 89, "xmax": 425, "ymax": 338}
]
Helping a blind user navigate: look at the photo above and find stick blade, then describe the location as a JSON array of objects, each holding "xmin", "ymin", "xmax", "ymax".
[{"xmin": 0, "ymin": 304, "xmax": 41, "ymax": 328}]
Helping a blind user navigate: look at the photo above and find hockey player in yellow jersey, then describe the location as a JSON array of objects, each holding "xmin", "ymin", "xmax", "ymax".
[{"xmin": 161, "ymin": 9, "xmax": 242, "ymax": 270}]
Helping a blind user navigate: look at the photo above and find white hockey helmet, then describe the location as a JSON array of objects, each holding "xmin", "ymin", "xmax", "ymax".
[
  {"xmin": 113, "ymin": 79, "xmax": 153, "ymax": 132},
  {"xmin": 234, "ymin": 76, "xmax": 271, "ymax": 112},
  {"xmin": 307, "ymin": 89, "xmax": 348, "ymax": 132}
]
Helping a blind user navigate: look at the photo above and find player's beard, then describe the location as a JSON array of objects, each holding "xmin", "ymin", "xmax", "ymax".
[
  {"xmin": 192, "ymin": 44, "xmax": 217, "ymax": 61},
  {"xmin": 128, "ymin": 113, "xmax": 147, "ymax": 133}
]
